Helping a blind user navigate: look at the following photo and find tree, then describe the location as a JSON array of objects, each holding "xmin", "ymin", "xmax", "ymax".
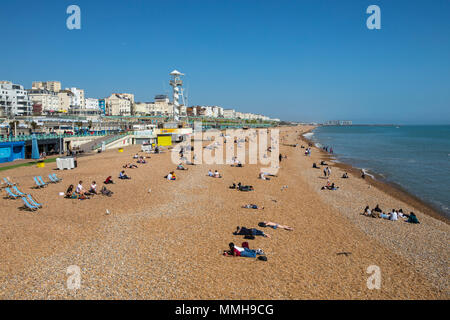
[{"xmin": 30, "ymin": 121, "xmax": 38, "ymax": 131}]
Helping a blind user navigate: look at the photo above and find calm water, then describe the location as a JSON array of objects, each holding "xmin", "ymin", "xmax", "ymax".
[{"xmin": 308, "ymin": 125, "xmax": 450, "ymax": 218}]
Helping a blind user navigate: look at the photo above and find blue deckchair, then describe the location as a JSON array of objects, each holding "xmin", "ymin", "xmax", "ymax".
[
  {"xmin": 21, "ymin": 197, "xmax": 39, "ymax": 211},
  {"xmin": 52, "ymin": 174, "xmax": 63, "ymax": 182},
  {"xmin": 27, "ymin": 194, "xmax": 42, "ymax": 208},
  {"xmin": 2, "ymin": 177, "xmax": 15, "ymax": 187},
  {"xmin": 33, "ymin": 176, "xmax": 46, "ymax": 188},
  {"xmin": 48, "ymin": 174, "xmax": 58, "ymax": 183},
  {"xmin": 5, "ymin": 187, "xmax": 19, "ymax": 199},
  {"xmin": 12, "ymin": 186, "xmax": 26, "ymax": 196},
  {"xmin": 37, "ymin": 176, "xmax": 47, "ymax": 186}
]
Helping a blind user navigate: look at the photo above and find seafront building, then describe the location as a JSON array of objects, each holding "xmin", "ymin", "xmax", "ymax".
[
  {"xmin": 0, "ymin": 81, "xmax": 33, "ymax": 116},
  {"xmin": 32, "ymin": 81, "xmax": 61, "ymax": 93},
  {"xmin": 27, "ymin": 89, "xmax": 59, "ymax": 113},
  {"xmin": 105, "ymin": 94, "xmax": 132, "ymax": 116}
]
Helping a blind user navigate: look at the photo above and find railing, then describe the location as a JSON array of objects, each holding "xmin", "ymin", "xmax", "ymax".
[
  {"xmin": 0, "ymin": 132, "xmax": 107, "ymax": 143},
  {"xmin": 91, "ymin": 132, "xmax": 133, "ymax": 150}
]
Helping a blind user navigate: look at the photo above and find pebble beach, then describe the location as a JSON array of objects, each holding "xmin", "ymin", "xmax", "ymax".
[{"xmin": 0, "ymin": 125, "xmax": 448, "ymax": 299}]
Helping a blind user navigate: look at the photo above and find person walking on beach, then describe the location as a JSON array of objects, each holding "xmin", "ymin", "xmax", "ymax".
[
  {"xmin": 327, "ymin": 167, "xmax": 331, "ymax": 177},
  {"xmin": 324, "ymin": 167, "xmax": 328, "ymax": 177}
]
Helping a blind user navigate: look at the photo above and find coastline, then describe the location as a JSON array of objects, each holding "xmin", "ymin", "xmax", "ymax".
[{"xmin": 300, "ymin": 127, "xmax": 449, "ymax": 225}]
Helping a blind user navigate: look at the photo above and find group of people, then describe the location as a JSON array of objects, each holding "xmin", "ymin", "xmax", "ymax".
[
  {"xmin": 208, "ymin": 169, "xmax": 222, "ymax": 178},
  {"xmin": 65, "ymin": 180, "xmax": 114, "ymax": 199},
  {"xmin": 229, "ymin": 182, "xmax": 254, "ymax": 192},
  {"xmin": 362, "ymin": 205, "xmax": 420, "ymax": 223}
]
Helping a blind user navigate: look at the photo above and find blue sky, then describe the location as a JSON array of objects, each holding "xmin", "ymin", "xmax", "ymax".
[{"xmin": 1, "ymin": 0, "xmax": 449, "ymax": 124}]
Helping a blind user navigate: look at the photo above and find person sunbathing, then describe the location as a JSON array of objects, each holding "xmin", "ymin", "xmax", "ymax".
[
  {"xmin": 312, "ymin": 163, "xmax": 319, "ymax": 169},
  {"xmin": 242, "ymin": 204, "xmax": 264, "ymax": 210},
  {"xmin": 119, "ymin": 170, "xmax": 131, "ymax": 179},
  {"xmin": 321, "ymin": 182, "xmax": 338, "ymax": 190},
  {"xmin": 104, "ymin": 176, "xmax": 114, "ymax": 184},
  {"xmin": 101, "ymin": 185, "xmax": 113, "ymax": 197},
  {"xmin": 320, "ymin": 160, "xmax": 327, "ymax": 165},
  {"xmin": 123, "ymin": 163, "xmax": 138, "ymax": 169},
  {"xmin": 177, "ymin": 163, "xmax": 187, "ymax": 170},
  {"xmin": 237, "ymin": 183, "xmax": 254, "ymax": 191},
  {"xmin": 234, "ymin": 226, "xmax": 270, "ymax": 238},
  {"xmin": 258, "ymin": 221, "xmax": 293, "ymax": 231},
  {"xmin": 133, "ymin": 153, "xmax": 139, "ymax": 159},
  {"xmin": 208, "ymin": 169, "xmax": 214, "ymax": 177},
  {"xmin": 214, "ymin": 170, "xmax": 222, "ymax": 178},
  {"xmin": 259, "ymin": 172, "xmax": 270, "ymax": 180},
  {"xmin": 342, "ymin": 172, "xmax": 349, "ymax": 178},
  {"xmin": 223, "ymin": 242, "xmax": 264, "ymax": 258}
]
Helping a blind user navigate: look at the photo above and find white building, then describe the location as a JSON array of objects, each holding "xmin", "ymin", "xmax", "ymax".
[
  {"xmin": 27, "ymin": 89, "xmax": 59, "ymax": 113},
  {"xmin": 85, "ymin": 98, "xmax": 99, "ymax": 110},
  {"xmin": 105, "ymin": 94, "xmax": 132, "ymax": 116},
  {"xmin": 66, "ymin": 87, "xmax": 85, "ymax": 108},
  {"xmin": 223, "ymin": 109, "xmax": 235, "ymax": 119},
  {"xmin": 0, "ymin": 81, "xmax": 32, "ymax": 116}
]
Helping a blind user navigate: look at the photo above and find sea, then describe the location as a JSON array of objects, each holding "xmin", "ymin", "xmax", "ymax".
[{"xmin": 305, "ymin": 125, "xmax": 450, "ymax": 218}]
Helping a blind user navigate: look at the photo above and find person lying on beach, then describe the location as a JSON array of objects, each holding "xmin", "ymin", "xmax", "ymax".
[
  {"xmin": 234, "ymin": 226, "xmax": 270, "ymax": 238},
  {"xmin": 119, "ymin": 170, "xmax": 131, "ymax": 179},
  {"xmin": 342, "ymin": 172, "xmax": 349, "ymax": 178},
  {"xmin": 101, "ymin": 185, "xmax": 113, "ymax": 197},
  {"xmin": 237, "ymin": 183, "xmax": 254, "ymax": 192},
  {"xmin": 312, "ymin": 163, "xmax": 319, "ymax": 169},
  {"xmin": 89, "ymin": 181, "xmax": 98, "ymax": 195},
  {"xmin": 123, "ymin": 163, "xmax": 138, "ymax": 169},
  {"xmin": 223, "ymin": 242, "xmax": 264, "ymax": 258},
  {"xmin": 242, "ymin": 204, "xmax": 264, "ymax": 210},
  {"xmin": 177, "ymin": 163, "xmax": 187, "ymax": 170},
  {"xmin": 104, "ymin": 176, "xmax": 114, "ymax": 184},
  {"xmin": 137, "ymin": 157, "xmax": 147, "ymax": 164},
  {"xmin": 320, "ymin": 161, "xmax": 327, "ymax": 165},
  {"xmin": 259, "ymin": 172, "xmax": 270, "ymax": 180},
  {"xmin": 321, "ymin": 182, "xmax": 338, "ymax": 190},
  {"xmin": 258, "ymin": 221, "xmax": 293, "ymax": 231}
]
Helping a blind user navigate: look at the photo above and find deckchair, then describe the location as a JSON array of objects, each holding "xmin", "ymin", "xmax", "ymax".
[
  {"xmin": 12, "ymin": 186, "xmax": 26, "ymax": 196},
  {"xmin": 21, "ymin": 197, "xmax": 39, "ymax": 211},
  {"xmin": 5, "ymin": 187, "xmax": 19, "ymax": 199},
  {"xmin": 51, "ymin": 174, "xmax": 63, "ymax": 182},
  {"xmin": 37, "ymin": 176, "xmax": 47, "ymax": 186},
  {"xmin": 48, "ymin": 174, "xmax": 58, "ymax": 183},
  {"xmin": 27, "ymin": 194, "xmax": 42, "ymax": 208},
  {"xmin": 2, "ymin": 177, "xmax": 16, "ymax": 187},
  {"xmin": 33, "ymin": 176, "xmax": 46, "ymax": 188}
]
